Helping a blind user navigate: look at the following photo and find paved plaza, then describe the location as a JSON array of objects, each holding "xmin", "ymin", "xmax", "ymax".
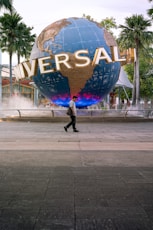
[{"xmin": 0, "ymin": 120, "xmax": 153, "ymax": 230}]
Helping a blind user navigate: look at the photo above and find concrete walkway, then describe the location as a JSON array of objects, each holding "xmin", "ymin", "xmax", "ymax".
[{"xmin": 0, "ymin": 120, "xmax": 153, "ymax": 229}]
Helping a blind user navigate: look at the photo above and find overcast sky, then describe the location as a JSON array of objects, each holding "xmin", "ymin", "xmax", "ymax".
[{"xmin": 1, "ymin": 0, "xmax": 152, "ymax": 64}]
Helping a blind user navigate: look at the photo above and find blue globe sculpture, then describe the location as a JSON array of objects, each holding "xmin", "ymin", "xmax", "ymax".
[{"xmin": 30, "ymin": 17, "xmax": 121, "ymax": 108}]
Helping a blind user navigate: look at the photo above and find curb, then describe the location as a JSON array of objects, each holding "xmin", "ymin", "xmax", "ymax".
[{"xmin": 1, "ymin": 116, "xmax": 153, "ymax": 122}]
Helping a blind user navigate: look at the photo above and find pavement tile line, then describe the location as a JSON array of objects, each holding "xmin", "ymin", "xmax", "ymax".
[
  {"xmin": 0, "ymin": 141, "xmax": 153, "ymax": 150},
  {"xmin": 0, "ymin": 149, "xmax": 153, "ymax": 167}
]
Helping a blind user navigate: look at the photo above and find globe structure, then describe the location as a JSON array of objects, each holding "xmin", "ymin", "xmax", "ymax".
[{"xmin": 30, "ymin": 17, "xmax": 121, "ymax": 108}]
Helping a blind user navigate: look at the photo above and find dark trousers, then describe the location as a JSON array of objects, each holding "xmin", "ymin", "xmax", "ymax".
[{"xmin": 66, "ymin": 115, "xmax": 76, "ymax": 130}]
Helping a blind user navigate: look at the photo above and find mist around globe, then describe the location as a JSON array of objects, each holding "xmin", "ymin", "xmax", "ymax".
[{"xmin": 30, "ymin": 17, "xmax": 121, "ymax": 108}]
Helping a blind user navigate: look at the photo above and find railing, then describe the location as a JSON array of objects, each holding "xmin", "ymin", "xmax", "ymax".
[{"xmin": 0, "ymin": 108, "xmax": 153, "ymax": 119}]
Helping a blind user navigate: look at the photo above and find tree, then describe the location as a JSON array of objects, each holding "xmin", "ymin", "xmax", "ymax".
[
  {"xmin": 118, "ymin": 14, "xmax": 153, "ymax": 106},
  {"xmin": 0, "ymin": 0, "xmax": 14, "ymax": 13},
  {"xmin": 100, "ymin": 17, "xmax": 117, "ymax": 34},
  {"xmin": 147, "ymin": 0, "xmax": 153, "ymax": 19},
  {"xmin": 82, "ymin": 14, "xmax": 117, "ymax": 37},
  {"xmin": 15, "ymin": 22, "xmax": 36, "ymax": 64},
  {"xmin": 124, "ymin": 48, "xmax": 153, "ymax": 105},
  {"xmin": 0, "ymin": 12, "xmax": 36, "ymax": 95},
  {"xmin": 82, "ymin": 14, "xmax": 94, "ymax": 21},
  {"xmin": 14, "ymin": 22, "xmax": 36, "ymax": 94}
]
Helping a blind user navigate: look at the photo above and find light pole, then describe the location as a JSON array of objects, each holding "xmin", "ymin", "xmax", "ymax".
[{"xmin": 29, "ymin": 82, "xmax": 39, "ymax": 107}]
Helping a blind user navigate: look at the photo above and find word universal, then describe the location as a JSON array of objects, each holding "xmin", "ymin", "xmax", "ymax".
[{"xmin": 14, "ymin": 46, "xmax": 126, "ymax": 80}]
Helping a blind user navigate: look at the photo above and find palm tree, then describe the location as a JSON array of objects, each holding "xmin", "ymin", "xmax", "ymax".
[
  {"xmin": 15, "ymin": 22, "xmax": 36, "ymax": 93},
  {"xmin": 100, "ymin": 17, "xmax": 117, "ymax": 34},
  {"xmin": 0, "ymin": 12, "xmax": 23, "ymax": 95},
  {"xmin": 118, "ymin": 14, "xmax": 153, "ymax": 105},
  {"xmin": 15, "ymin": 22, "xmax": 36, "ymax": 64},
  {"xmin": 0, "ymin": 0, "xmax": 14, "ymax": 13},
  {"xmin": 0, "ymin": 12, "xmax": 36, "ymax": 95},
  {"xmin": 147, "ymin": 0, "xmax": 153, "ymax": 19}
]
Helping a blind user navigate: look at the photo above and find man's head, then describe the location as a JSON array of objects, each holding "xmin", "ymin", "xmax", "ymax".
[{"xmin": 72, "ymin": 96, "xmax": 78, "ymax": 101}]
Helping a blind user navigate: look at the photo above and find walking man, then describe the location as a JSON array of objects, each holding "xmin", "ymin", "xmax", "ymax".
[{"xmin": 64, "ymin": 96, "xmax": 79, "ymax": 132}]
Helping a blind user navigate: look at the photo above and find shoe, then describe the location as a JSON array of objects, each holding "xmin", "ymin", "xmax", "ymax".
[
  {"xmin": 64, "ymin": 126, "xmax": 67, "ymax": 132},
  {"xmin": 73, "ymin": 129, "xmax": 79, "ymax": 132}
]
